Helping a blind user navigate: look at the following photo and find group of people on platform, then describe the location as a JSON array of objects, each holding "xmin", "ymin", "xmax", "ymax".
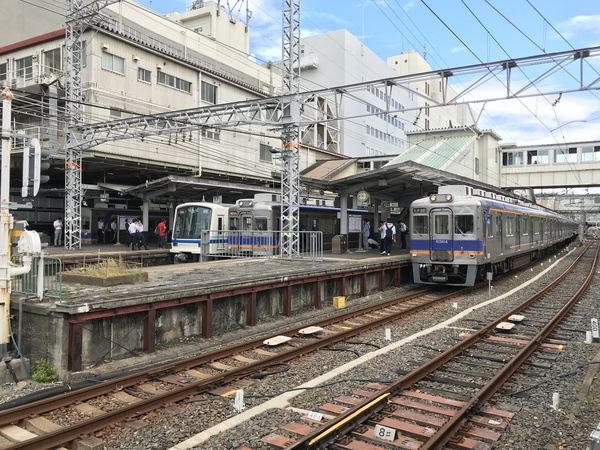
[
  {"xmin": 96, "ymin": 217, "xmax": 167, "ymax": 250},
  {"xmin": 361, "ymin": 217, "xmax": 408, "ymax": 256}
]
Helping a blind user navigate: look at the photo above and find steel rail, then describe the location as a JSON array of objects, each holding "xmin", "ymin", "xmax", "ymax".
[
  {"xmin": 288, "ymin": 243, "xmax": 593, "ymax": 449},
  {"xmin": 420, "ymin": 245, "xmax": 599, "ymax": 449},
  {"xmin": 1, "ymin": 287, "xmax": 468, "ymax": 449}
]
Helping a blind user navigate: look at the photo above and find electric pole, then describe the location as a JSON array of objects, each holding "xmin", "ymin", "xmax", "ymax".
[{"xmin": 280, "ymin": 0, "xmax": 301, "ymax": 258}]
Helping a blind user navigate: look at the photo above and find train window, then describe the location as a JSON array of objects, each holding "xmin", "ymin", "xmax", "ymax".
[
  {"xmin": 487, "ymin": 215, "xmax": 494, "ymax": 237},
  {"xmin": 434, "ymin": 215, "xmax": 450, "ymax": 234},
  {"xmin": 241, "ymin": 216, "xmax": 253, "ymax": 231},
  {"xmin": 173, "ymin": 206, "xmax": 212, "ymax": 238},
  {"xmin": 255, "ymin": 217, "xmax": 268, "ymax": 231},
  {"xmin": 533, "ymin": 219, "xmax": 540, "ymax": 235},
  {"xmin": 412, "ymin": 215, "xmax": 428, "ymax": 235},
  {"xmin": 455, "ymin": 215, "xmax": 474, "ymax": 235},
  {"xmin": 521, "ymin": 217, "xmax": 529, "ymax": 235},
  {"xmin": 504, "ymin": 216, "xmax": 515, "ymax": 237},
  {"xmin": 229, "ymin": 217, "xmax": 238, "ymax": 230}
]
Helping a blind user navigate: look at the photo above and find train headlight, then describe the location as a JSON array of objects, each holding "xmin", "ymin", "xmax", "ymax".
[
  {"xmin": 469, "ymin": 253, "xmax": 475, "ymax": 259},
  {"xmin": 411, "ymin": 251, "xmax": 418, "ymax": 257},
  {"xmin": 429, "ymin": 194, "xmax": 437, "ymax": 202},
  {"xmin": 445, "ymin": 194, "xmax": 453, "ymax": 201}
]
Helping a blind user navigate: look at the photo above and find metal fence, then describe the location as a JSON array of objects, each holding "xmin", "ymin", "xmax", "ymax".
[
  {"xmin": 11, "ymin": 256, "xmax": 62, "ymax": 302},
  {"xmin": 174, "ymin": 230, "xmax": 323, "ymax": 262}
]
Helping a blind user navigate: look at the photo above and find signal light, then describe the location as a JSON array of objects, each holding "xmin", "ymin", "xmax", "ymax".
[{"xmin": 21, "ymin": 138, "xmax": 51, "ymax": 197}]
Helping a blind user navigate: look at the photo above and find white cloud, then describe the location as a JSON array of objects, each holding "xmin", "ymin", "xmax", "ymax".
[
  {"xmin": 557, "ymin": 14, "xmax": 600, "ymax": 40},
  {"xmin": 450, "ymin": 46, "xmax": 467, "ymax": 54},
  {"xmin": 403, "ymin": 1, "xmax": 416, "ymax": 12}
]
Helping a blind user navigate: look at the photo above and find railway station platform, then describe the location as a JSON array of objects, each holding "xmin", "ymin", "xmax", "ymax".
[{"xmin": 9, "ymin": 243, "xmax": 412, "ymax": 377}]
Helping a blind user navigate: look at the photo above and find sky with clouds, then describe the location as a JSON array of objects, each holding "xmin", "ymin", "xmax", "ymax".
[{"xmin": 138, "ymin": 0, "xmax": 600, "ymax": 146}]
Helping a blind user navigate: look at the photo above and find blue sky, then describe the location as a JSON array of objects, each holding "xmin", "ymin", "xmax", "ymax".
[{"xmin": 137, "ymin": 0, "xmax": 600, "ymax": 146}]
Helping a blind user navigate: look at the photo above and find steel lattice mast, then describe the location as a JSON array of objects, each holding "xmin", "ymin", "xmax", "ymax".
[
  {"xmin": 64, "ymin": 0, "xmax": 118, "ymax": 249},
  {"xmin": 280, "ymin": 0, "xmax": 301, "ymax": 258}
]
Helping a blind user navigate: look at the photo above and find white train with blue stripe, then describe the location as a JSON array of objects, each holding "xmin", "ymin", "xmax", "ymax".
[
  {"xmin": 410, "ymin": 185, "xmax": 578, "ymax": 286},
  {"xmin": 170, "ymin": 202, "xmax": 231, "ymax": 262}
]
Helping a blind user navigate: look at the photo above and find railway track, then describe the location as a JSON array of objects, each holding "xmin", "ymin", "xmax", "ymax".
[
  {"xmin": 0, "ymin": 287, "xmax": 469, "ymax": 450},
  {"xmin": 272, "ymin": 244, "xmax": 598, "ymax": 449}
]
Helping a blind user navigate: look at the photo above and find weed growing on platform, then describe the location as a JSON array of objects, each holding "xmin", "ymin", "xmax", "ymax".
[
  {"xmin": 71, "ymin": 258, "xmax": 142, "ymax": 277},
  {"xmin": 31, "ymin": 359, "xmax": 58, "ymax": 383}
]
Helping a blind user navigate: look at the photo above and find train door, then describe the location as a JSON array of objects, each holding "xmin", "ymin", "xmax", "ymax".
[
  {"xmin": 429, "ymin": 207, "xmax": 453, "ymax": 262},
  {"xmin": 497, "ymin": 213, "xmax": 503, "ymax": 255}
]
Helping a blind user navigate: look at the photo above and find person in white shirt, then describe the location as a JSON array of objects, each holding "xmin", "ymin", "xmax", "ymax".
[
  {"xmin": 53, "ymin": 217, "xmax": 63, "ymax": 246},
  {"xmin": 129, "ymin": 219, "xmax": 140, "ymax": 250}
]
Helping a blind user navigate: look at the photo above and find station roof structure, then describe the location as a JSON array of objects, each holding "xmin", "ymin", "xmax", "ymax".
[{"xmin": 301, "ymin": 159, "xmax": 517, "ymax": 207}]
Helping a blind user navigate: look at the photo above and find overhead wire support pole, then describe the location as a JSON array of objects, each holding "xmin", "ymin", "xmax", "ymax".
[
  {"xmin": 64, "ymin": 0, "xmax": 118, "ymax": 250},
  {"xmin": 0, "ymin": 88, "xmax": 14, "ymax": 358},
  {"xmin": 280, "ymin": 0, "xmax": 301, "ymax": 258}
]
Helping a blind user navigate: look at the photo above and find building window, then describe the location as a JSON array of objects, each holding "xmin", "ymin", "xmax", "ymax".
[
  {"xmin": 527, "ymin": 149, "xmax": 549, "ymax": 165},
  {"xmin": 137, "ymin": 68, "xmax": 151, "ymax": 83},
  {"xmin": 201, "ymin": 128, "xmax": 219, "ymax": 141},
  {"xmin": 16, "ymin": 56, "xmax": 33, "ymax": 81},
  {"xmin": 582, "ymin": 146, "xmax": 600, "ymax": 162},
  {"xmin": 158, "ymin": 71, "xmax": 191, "ymax": 93},
  {"xmin": 502, "ymin": 151, "xmax": 523, "ymax": 166},
  {"xmin": 554, "ymin": 147, "xmax": 577, "ymax": 163},
  {"xmin": 43, "ymin": 48, "xmax": 61, "ymax": 74},
  {"xmin": 101, "ymin": 52, "xmax": 125, "ymax": 74},
  {"xmin": 0, "ymin": 63, "xmax": 6, "ymax": 83},
  {"xmin": 201, "ymin": 80, "xmax": 217, "ymax": 103},
  {"xmin": 475, "ymin": 157, "xmax": 480, "ymax": 175},
  {"xmin": 424, "ymin": 118, "xmax": 430, "ymax": 130},
  {"xmin": 259, "ymin": 143, "xmax": 273, "ymax": 162}
]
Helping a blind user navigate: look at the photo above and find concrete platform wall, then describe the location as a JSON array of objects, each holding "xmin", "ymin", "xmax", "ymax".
[{"xmin": 11, "ymin": 262, "xmax": 410, "ymax": 376}]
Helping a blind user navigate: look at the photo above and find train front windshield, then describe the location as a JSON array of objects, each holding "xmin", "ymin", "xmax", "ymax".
[{"xmin": 173, "ymin": 205, "xmax": 213, "ymax": 239}]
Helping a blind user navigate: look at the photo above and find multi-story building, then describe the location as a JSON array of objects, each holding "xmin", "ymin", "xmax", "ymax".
[
  {"xmin": 298, "ymin": 31, "xmax": 473, "ymax": 158},
  {"xmin": 0, "ymin": 0, "xmax": 341, "ymax": 235},
  {"xmin": 387, "ymin": 50, "xmax": 474, "ymax": 132}
]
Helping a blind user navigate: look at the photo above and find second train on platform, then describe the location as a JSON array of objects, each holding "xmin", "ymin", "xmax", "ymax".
[{"xmin": 170, "ymin": 194, "xmax": 380, "ymax": 262}]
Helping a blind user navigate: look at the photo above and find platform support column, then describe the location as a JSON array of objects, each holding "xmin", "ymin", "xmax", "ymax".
[
  {"xmin": 395, "ymin": 267, "xmax": 401, "ymax": 287},
  {"xmin": 360, "ymin": 274, "xmax": 366, "ymax": 297},
  {"xmin": 338, "ymin": 276, "xmax": 346, "ymax": 297},
  {"xmin": 143, "ymin": 309, "xmax": 156, "ymax": 353},
  {"xmin": 313, "ymin": 281, "xmax": 322, "ymax": 309},
  {"xmin": 202, "ymin": 298, "xmax": 213, "ymax": 338},
  {"xmin": 68, "ymin": 320, "xmax": 84, "ymax": 372},
  {"xmin": 378, "ymin": 270, "xmax": 384, "ymax": 292},
  {"xmin": 283, "ymin": 286, "xmax": 292, "ymax": 317},
  {"xmin": 246, "ymin": 292, "xmax": 257, "ymax": 326}
]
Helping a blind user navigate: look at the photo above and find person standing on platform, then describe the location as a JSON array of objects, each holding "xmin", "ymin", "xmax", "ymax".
[
  {"xmin": 137, "ymin": 218, "xmax": 149, "ymax": 250},
  {"xmin": 53, "ymin": 217, "xmax": 62, "ymax": 246},
  {"xmin": 124, "ymin": 219, "xmax": 132, "ymax": 247},
  {"xmin": 109, "ymin": 218, "xmax": 117, "ymax": 244},
  {"xmin": 129, "ymin": 219, "xmax": 140, "ymax": 250},
  {"xmin": 361, "ymin": 218, "xmax": 371, "ymax": 251},
  {"xmin": 378, "ymin": 221, "xmax": 385, "ymax": 254},
  {"xmin": 382, "ymin": 218, "xmax": 396, "ymax": 256},
  {"xmin": 157, "ymin": 219, "xmax": 167, "ymax": 249},
  {"xmin": 97, "ymin": 217, "xmax": 104, "ymax": 244},
  {"xmin": 398, "ymin": 220, "xmax": 408, "ymax": 250}
]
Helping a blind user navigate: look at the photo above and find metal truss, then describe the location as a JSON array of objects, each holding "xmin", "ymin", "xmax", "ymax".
[
  {"xmin": 74, "ymin": 46, "xmax": 600, "ymax": 151},
  {"xmin": 69, "ymin": 44, "xmax": 600, "ymax": 253},
  {"xmin": 280, "ymin": 0, "xmax": 301, "ymax": 258},
  {"xmin": 64, "ymin": 0, "xmax": 118, "ymax": 250}
]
